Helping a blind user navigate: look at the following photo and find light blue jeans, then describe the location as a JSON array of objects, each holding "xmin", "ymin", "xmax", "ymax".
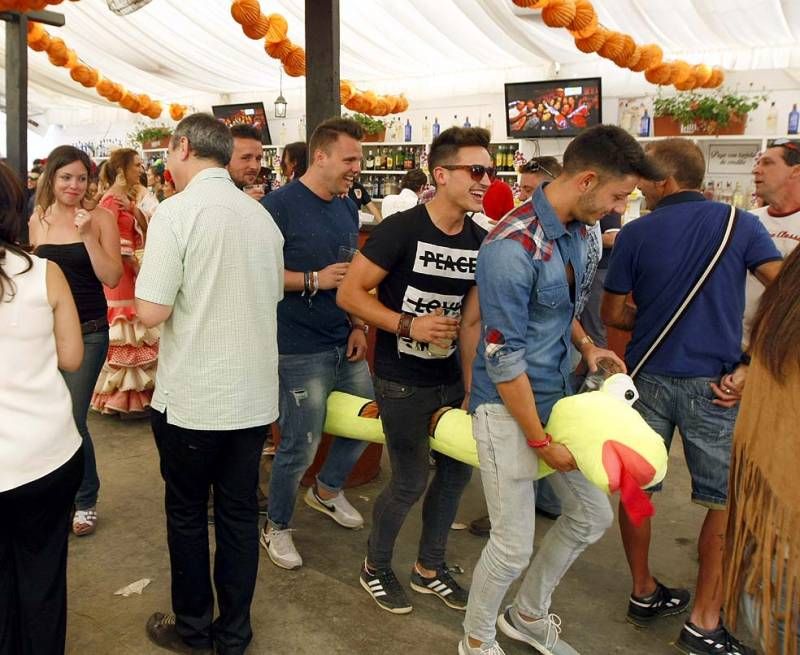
[
  {"xmin": 464, "ymin": 403, "xmax": 614, "ymax": 644},
  {"xmin": 267, "ymin": 347, "xmax": 373, "ymax": 529},
  {"xmin": 61, "ymin": 329, "xmax": 109, "ymax": 510}
]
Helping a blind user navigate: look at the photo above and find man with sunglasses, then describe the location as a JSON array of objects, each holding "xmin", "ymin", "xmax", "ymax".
[
  {"xmin": 338, "ymin": 127, "xmax": 490, "ymax": 616},
  {"xmin": 518, "ymin": 156, "xmax": 562, "ymax": 202},
  {"xmin": 462, "ymin": 125, "xmax": 661, "ymax": 655},
  {"xmin": 743, "ymin": 138, "xmax": 800, "ymax": 345}
]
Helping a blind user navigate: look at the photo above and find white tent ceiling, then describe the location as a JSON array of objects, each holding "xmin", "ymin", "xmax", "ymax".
[{"xmin": 1, "ymin": 0, "xmax": 800, "ymax": 120}]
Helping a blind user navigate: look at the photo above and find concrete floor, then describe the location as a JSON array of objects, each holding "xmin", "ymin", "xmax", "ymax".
[{"xmin": 65, "ymin": 412, "xmax": 731, "ymax": 655}]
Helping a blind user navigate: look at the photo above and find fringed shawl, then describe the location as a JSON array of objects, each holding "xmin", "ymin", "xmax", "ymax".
[{"xmin": 724, "ymin": 357, "xmax": 800, "ymax": 655}]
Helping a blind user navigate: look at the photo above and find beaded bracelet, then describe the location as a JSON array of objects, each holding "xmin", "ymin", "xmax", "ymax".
[{"xmin": 526, "ymin": 433, "xmax": 552, "ymax": 449}]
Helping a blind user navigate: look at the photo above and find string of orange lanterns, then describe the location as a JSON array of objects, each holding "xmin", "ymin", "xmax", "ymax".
[
  {"xmin": 229, "ymin": 0, "xmax": 409, "ymax": 116},
  {"xmin": 26, "ymin": 21, "xmax": 188, "ymax": 121},
  {"xmin": 511, "ymin": 0, "xmax": 724, "ymax": 91}
]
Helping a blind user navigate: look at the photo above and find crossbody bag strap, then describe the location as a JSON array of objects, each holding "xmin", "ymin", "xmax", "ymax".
[{"xmin": 630, "ymin": 204, "xmax": 738, "ymax": 378}]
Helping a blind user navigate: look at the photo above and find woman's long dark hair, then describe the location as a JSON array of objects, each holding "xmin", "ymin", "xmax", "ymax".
[
  {"xmin": 0, "ymin": 162, "xmax": 32, "ymax": 301},
  {"xmin": 282, "ymin": 141, "xmax": 308, "ymax": 179},
  {"xmin": 750, "ymin": 247, "xmax": 800, "ymax": 380}
]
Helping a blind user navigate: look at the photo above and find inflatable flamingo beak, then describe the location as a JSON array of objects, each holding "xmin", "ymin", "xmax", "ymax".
[
  {"xmin": 602, "ymin": 440, "xmax": 656, "ymax": 527},
  {"xmin": 600, "ymin": 374, "xmax": 639, "ymax": 406}
]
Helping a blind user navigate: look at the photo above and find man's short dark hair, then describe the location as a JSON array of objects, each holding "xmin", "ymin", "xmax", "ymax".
[
  {"xmin": 308, "ymin": 117, "xmax": 364, "ymax": 158},
  {"xmin": 563, "ymin": 124, "xmax": 663, "ymax": 182},
  {"xmin": 428, "ymin": 127, "xmax": 491, "ymax": 186},
  {"xmin": 768, "ymin": 139, "xmax": 800, "ymax": 167},
  {"xmin": 400, "ymin": 168, "xmax": 428, "ymax": 192},
  {"xmin": 170, "ymin": 113, "xmax": 233, "ymax": 167},
  {"xmin": 229, "ymin": 123, "xmax": 262, "ymax": 143},
  {"xmin": 645, "ymin": 138, "xmax": 706, "ymax": 190}
]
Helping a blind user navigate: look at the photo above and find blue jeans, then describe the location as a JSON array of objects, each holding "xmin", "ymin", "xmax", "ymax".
[
  {"xmin": 367, "ymin": 377, "xmax": 472, "ymax": 571},
  {"xmin": 464, "ymin": 403, "xmax": 613, "ymax": 643},
  {"xmin": 267, "ymin": 347, "xmax": 373, "ymax": 529},
  {"xmin": 61, "ymin": 329, "xmax": 108, "ymax": 510},
  {"xmin": 635, "ymin": 372, "xmax": 736, "ymax": 509}
]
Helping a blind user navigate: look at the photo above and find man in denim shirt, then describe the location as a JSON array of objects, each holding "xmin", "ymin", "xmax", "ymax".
[{"xmin": 462, "ymin": 126, "xmax": 663, "ymax": 655}]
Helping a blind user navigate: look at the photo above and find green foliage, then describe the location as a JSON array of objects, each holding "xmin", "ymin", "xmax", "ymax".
[
  {"xmin": 346, "ymin": 112, "xmax": 386, "ymax": 135},
  {"xmin": 654, "ymin": 90, "xmax": 766, "ymax": 128},
  {"xmin": 128, "ymin": 123, "xmax": 173, "ymax": 145}
]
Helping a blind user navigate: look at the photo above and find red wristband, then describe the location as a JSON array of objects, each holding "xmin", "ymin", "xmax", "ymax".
[{"xmin": 526, "ymin": 433, "xmax": 552, "ymax": 449}]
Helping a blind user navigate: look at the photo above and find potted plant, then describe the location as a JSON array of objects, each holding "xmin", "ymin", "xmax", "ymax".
[
  {"xmin": 347, "ymin": 113, "xmax": 386, "ymax": 142},
  {"xmin": 129, "ymin": 123, "xmax": 173, "ymax": 149},
  {"xmin": 653, "ymin": 90, "xmax": 766, "ymax": 136}
]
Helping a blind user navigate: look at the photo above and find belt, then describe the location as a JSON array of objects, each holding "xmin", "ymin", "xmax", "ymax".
[{"xmin": 81, "ymin": 318, "xmax": 108, "ymax": 335}]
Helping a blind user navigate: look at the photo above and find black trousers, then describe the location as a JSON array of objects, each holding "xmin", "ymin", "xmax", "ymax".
[
  {"xmin": 0, "ymin": 447, "xmax": 83, "ymax": 655},
  {"xmin": 152, "ymin": 409, "xmax": 266, "ymax": 655}
]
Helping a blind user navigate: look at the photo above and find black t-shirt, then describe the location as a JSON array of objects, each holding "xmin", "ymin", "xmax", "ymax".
[
  {"xmin": 361, "ymin": 204, "xmax": 487, "ymax": 386},
  {"xmin": 597, "ymin": 212, "xmax": 622, "ymax": 269},
  {"xmin": 348, "ymin": 180, "xmax": 372, "ymax": 209}
]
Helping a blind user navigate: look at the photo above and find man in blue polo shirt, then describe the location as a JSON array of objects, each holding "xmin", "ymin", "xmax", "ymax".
[
  {"xmin": 259, "ymin": 117, "xmax": 374, "ymax": 571},
  {"xmin": 602, "ymin": 138, "xmax": 782, "ymax": 655}
]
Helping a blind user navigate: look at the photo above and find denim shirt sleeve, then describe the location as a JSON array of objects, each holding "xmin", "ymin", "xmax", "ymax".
[{"xmin": 476, "ymin": 239, "xmax": 536, "ymax": 384}]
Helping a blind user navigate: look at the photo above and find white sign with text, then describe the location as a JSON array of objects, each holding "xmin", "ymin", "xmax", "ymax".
[{"xmin": 707, "ymin": 143, "xmax": 761, "ymax": 174}]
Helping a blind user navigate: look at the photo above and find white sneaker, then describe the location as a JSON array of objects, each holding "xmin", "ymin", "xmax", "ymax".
[
  {"xmin": 497, "ymin": 607, "xmax": 579, "ymax": 655},
  {"xmin": 304, "ymin": 486, "xmax": 364, "ymax": 529},
  {"xmin": 260, "ymin": 526, "xmax": 302, "ymax": 570},
  {"xmin": 459, "ymin": 637, "xmax": 506, "ymax": 654}
]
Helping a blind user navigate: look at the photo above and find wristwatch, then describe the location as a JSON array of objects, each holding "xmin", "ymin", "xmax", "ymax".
[
  {"xmin": 578, "ymin": 334, "xmax": 594, "ymax": 349},
  {"xmin": 353, "ymin": 324, "xmax": 369, "ymax": 335}
]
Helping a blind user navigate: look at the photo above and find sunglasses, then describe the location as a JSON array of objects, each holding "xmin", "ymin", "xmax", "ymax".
[
  {"xmin": 520, "ymin": 160, "xmax": 556, "ymax": 178},
  {"xmin": 439, "ymin": 164, "xmax": 497, "ymax": 182}
]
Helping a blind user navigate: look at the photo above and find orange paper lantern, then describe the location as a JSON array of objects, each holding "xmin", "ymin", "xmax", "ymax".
[
  {"xmin": 65, "ymin": 49, "xmax": 78, "ymax": 69},
  {"xmin": 674, "ymin": 74, "xmax": 698, "ymax": 92},
  {"xmin": 46, "ymin": 36, "xmax": 67, "ymax": 58},
  {"xmin": 27, "ymin": 21, "xmax": 45, "ymax": 42},
  {"xmin": 242, "ymin": 17, "xmax": 270, "ymax": 40},
  {"xmin": 611, "ymin": 34, "xmax": 636, "ymax": 66},
  {"xmin": 630, "ymin": 43, "xmax": 662, "ymax": 72},
  {"xmin": 668, "ymin": 60, "xmax": 691, "ymax": 85},
  {"xmin": 230, "ymin": 0, "xmax": 260, "ymax": 26},
  {"xmin": 512, "ymin": 0, "xmax": 550, "ymax": 7},
  {"xmin": 568, "ymin": 0, "xmax": 596, "ymax": 33},
  {"xmin": 147, "ymin": 101, "xmax": 163, "ymax": 120},
  {"xmin": 265, "ymin": 38, "xmax": 293, "ymax": 60},
  {"xmin": 70, "ymin": 64, "xmax": 92, "ymax": 85},
  {"xmin": 137, "ymin": 94, "xmax": 152, "ymax": 113},
  {"xmin": 108, "ymin": 84, "xmax": 124, "ymax": 102},
  {"xmin": 693, "ymin": 64, "xmax": 713, "ymax": 87},
  {"xmin": 340, "ymin": 80, "xmax": 354, "ymax": 104},
  {"xmin": 598, "ymin": 31, "xmax": 625, "ymax": 60},
  {"xmin": 266, "ymin": 13, "xmax": 288, "ymax": 43},
  {"xmin": 574, "ymin": 26, "xmax": 607, "ymax": 53},
  {"xmin": 542, "ymin": 0, "xmax": 577, "ymax": 28},
  {"xmin": 28, "ymin": 33, "xmax": 50, "ymax": 51},
  {"xmin": 282, "ymin": 46, "xmax": 306, "ymax": 77},
  {"xmin": 170, "ymin": 104, "xmax": 186, "ymax": 121},
  {"xmin": 645, "ymin": 63, "xmax": 672, "ymax": 86},
  {"xmin": 625, "ymin": 46, "xmax": 643, "ymax": 71},
  {"xmin": 704, "ymin": 67, "xmax": 724, "ymax": 88},
  {"xmin": 96, "ymin": 78, "xmax": 115, "ymax": 98}
]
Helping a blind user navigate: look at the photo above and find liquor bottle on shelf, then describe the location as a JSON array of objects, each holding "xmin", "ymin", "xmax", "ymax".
[
  {"xmin": 404, "ymin": 119, "xmax": 412, "ymax": 142},
  {"xmin": 377, "ymin": 176, "xmax": 384, "ymax": 198},
  {"xmin": 432, "ymin": 117, "xmax": 441, "ymax": 138},
  {"xmin": 485, "ymin": 113, "xmax": 494, "ymax": 139},
  {"xmin": 422, "ymin": 116, "xmax": 431, "ymax": 141},
  {"xmin": 374, "ymin": 148, "xmax": 383, "ymax": 171},
  {"xmin": 494, "ymin": 145, "xmax": 504, "ymax": 171},
  {"xmin": 789, "ymin": 104, "xmax": 799, "ymax": 135},
  {"xmin": 365, "ymin": 149, "xmax": 374, "ymax": 170},
  {"xmin": 452, "ymin": 114, "xmax": 459, "ymax": 127},
  {"xmin": 639, "ymin": 110, "xmax": 651, "ymax": 137},
  {"xmin": 404, "ymin": 147, "xmax": 414, "ymax": 170},
  {"xmin": 765, "ymin": 102, "xmax": 778, "ymax": 134},
  {"xmin": 463, "ymin": 116, "xmax": 471, "ymax": 128}
]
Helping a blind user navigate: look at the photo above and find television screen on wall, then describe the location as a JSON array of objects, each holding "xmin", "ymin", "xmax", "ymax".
[
  {"xmin": 211, "ymin": 101, "xmax": 272, "ymax": 145},
  {"xmin": 504, "ymin": 77, "xmax": 602, "ymax": 139}
]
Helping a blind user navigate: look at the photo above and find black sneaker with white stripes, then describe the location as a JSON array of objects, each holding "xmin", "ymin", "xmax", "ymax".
[
  {"xmin": 626, "ymin": 579, "xmax": 690, "ymax": 626},
  {"xmin": 675, "ymin": 621, "xmax": 756, "ymax": 655},
  {"xmin": 409, "ymin": 564, "xmax": 469, "ymax": 611},
  {"xmin": 359, "ymin": 559, "xmax": 413, "ymax": 614}
]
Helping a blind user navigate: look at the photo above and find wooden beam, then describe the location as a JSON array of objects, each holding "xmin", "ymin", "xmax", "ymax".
[
  {"xmin": 304, "ymin": 0, "xmax": 340, "ymax": 141},
  {"xmin": 5, "ymin": 13, "xmax": 28, "ymax": 187},
  {"xmin": 0, "ymin": 9, "xmax": 65, "ymax": 26}
]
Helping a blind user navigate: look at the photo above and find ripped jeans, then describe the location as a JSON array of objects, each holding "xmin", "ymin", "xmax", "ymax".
[{"xmin": 267, "ymin": 347, "xmax": 373, "ymax": 529}]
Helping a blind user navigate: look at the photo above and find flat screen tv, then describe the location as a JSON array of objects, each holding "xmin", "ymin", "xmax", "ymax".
[
  {"xmin": 211, "ymin": 101, "xmax": 272, "ymax": 145},
  {"xmin": 505, "ymin": 77, "xmax": 602, "ymax": 139}
]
